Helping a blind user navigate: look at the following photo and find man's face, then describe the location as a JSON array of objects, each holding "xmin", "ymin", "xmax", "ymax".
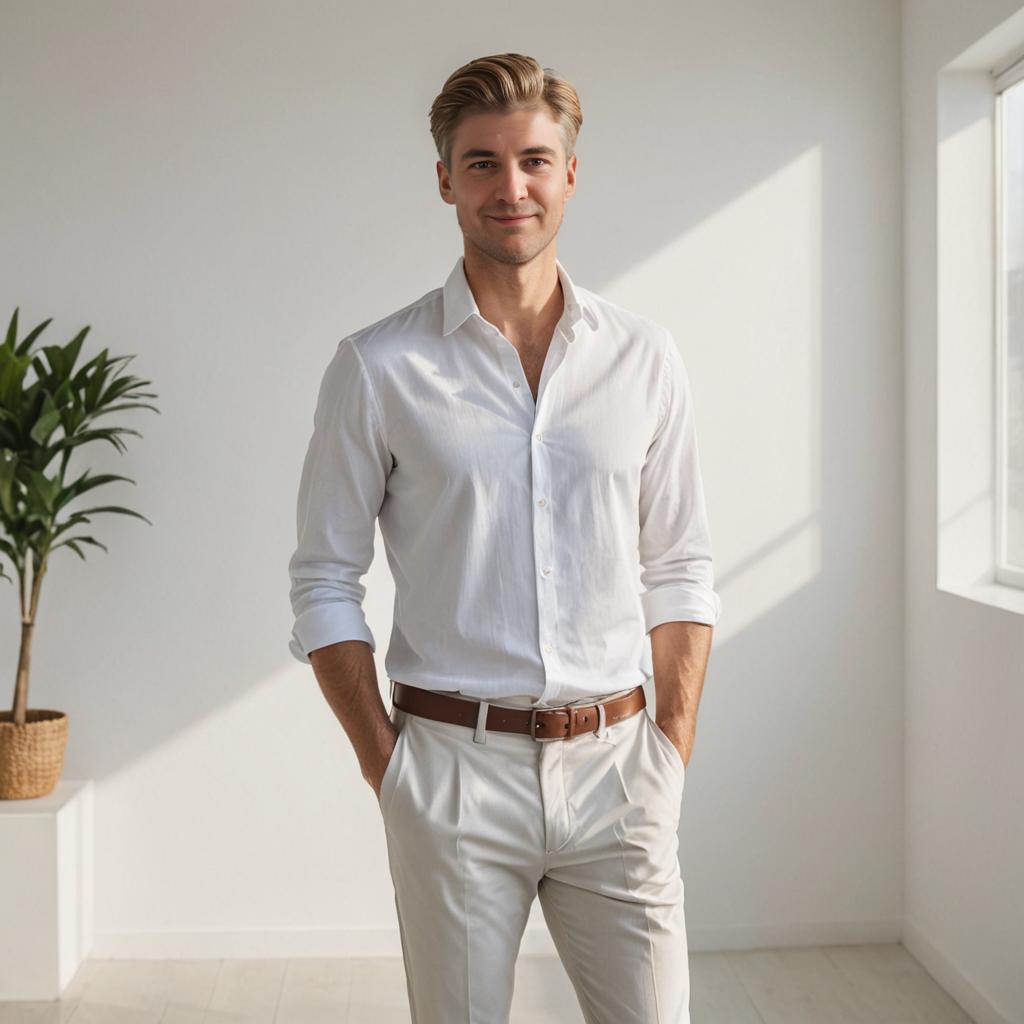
[{"xmin": 437, "ymin": 107, "xmax": 577, "ymax": 266}]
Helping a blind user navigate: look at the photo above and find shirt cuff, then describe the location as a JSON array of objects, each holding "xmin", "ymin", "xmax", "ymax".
[
  {"xmin": 642, "ymin": 584, "xmax": 722, "ymax": 633},
  {"xmin": 289, "ymin": 603, "xmax": 377, "ymax": 664}
]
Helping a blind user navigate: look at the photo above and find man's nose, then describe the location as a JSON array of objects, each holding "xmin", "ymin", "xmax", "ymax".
[{"xmin": 494, "ymin": 166, "xmax": 530, "ymax": 203}]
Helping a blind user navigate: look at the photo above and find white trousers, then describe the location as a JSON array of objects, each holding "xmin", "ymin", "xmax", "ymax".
[{"xmin": 377, "ymin": 689, "xmax": 690, "ymax": 1023}]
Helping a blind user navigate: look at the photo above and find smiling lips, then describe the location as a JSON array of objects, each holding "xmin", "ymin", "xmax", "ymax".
[{"xmin": 492, "ymin": 214, "xmax": 534, "ymax": 223}]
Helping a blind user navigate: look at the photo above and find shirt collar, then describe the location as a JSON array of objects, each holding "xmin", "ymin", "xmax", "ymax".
[{"xmin": 441, "ymin": 255, "xmax": 600, "ymax": 337}]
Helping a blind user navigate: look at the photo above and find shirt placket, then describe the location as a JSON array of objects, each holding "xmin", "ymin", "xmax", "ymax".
[{"xmin": 485, "ymin": 309, "xmax": 582, "ymax": 705}]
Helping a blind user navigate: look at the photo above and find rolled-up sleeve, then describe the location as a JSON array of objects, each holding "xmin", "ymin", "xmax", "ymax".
[
  {"xmin": 638, "ymin": 331, "xmax": 722, "ymax": 632},
  {"xmin": 287, "ymin": 337, "xmax": 391, "ymax": 663}
]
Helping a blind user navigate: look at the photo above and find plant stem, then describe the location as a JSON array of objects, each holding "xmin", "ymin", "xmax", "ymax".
[
  {"xmin": 10, "ymin": 552, "xmax": 45, "ymax": 726},
  {"xmin": 12, "ymin": 621, "xmax": 33, "ymax": 726}
]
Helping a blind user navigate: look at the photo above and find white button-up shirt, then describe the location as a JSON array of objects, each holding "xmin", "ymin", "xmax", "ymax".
[{"xmin": 288, "ymin": 255, "xmax": 722, "ymax": 707}]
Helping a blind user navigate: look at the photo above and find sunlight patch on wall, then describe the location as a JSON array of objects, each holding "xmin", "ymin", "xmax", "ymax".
[{"xmin": 605, "ymin": 147, "xmax": 823, "ymax": 638}]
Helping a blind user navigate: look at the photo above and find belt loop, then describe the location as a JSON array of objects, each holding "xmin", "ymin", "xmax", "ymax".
[
  {"xmin": 389, "ymin": 678, "xmax": 396, "ymax": 710},
  {"xmin": 596, "ymin": 702, "xmax": 608, "ymax": 739},
  {"xmin": 473, "ymin": 700, "xmax": 490, "ymax": 744}
]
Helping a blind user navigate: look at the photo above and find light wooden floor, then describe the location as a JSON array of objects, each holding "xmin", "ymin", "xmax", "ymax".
[{"xmin": 0, "ymin": 944, "xmax": 974, "ymax": 1023}]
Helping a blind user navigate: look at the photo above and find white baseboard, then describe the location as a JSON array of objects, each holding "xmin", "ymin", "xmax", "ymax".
[
  {"xmin": 91, "ymin": 917, "xmax": 903, "ymax": 959},
  {"xmin": 687, "ymin": 917, "xmax": 904, "ymax": 951},
  {"xmin": 902, "ymin": 917, "xmax": 1015, "ymax": 1024}
]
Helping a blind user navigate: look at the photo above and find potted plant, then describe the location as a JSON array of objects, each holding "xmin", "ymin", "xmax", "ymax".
[{"xmin": 0, "ymin": 308, "xmax": 158, "ymax": 799}]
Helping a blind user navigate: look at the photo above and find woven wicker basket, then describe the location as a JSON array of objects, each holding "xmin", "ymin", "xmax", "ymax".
[{"xmin": 0, "ymin": 709, "xmax": 69, "ymax": 799}]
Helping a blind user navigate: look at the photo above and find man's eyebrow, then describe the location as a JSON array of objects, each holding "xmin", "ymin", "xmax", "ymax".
[{"xmin": 458, "ymin": 145, "xmax": 559, "ymax": 163}]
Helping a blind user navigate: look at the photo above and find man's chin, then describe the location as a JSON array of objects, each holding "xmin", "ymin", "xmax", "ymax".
[{"xmin": 465, "ymin": 227, "xmax": 556, "ymax": 264}]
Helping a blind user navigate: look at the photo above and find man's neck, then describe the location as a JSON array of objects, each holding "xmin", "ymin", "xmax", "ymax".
[{"xmin": 463, "ymin": 252, "xmax": 564, "ymax": 347}]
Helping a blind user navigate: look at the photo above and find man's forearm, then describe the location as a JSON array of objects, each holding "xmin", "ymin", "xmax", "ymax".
[
  {"xmin": 309, "ymin": 640, "xmax": 394, "ymax": 787},
  {"xmin": 649, "ymin": 620, "xmax": 713, "ymax": 767}
]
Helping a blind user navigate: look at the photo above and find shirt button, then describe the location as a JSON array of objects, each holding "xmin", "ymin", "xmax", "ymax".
[
  {"xmin": 512, "ymin": 380, "xmax": 521, "ymax": 389},
  {"xmin": 535, "ymin": 431, "xmax": 543, "ymax": 440},
  {"xmin": 537, "ymin": 498, "xmax": 546, "ymax": 507},
  {"xmin": 544, "ymin": 643, "xmax": 553, "ymax": 653},
  {"xmin": 542, "ymin": 566, "xmax": 552, "ymax": 575}
]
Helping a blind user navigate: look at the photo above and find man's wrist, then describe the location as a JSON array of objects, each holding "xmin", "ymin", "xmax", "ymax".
[{"xmin": 655, "ymin": 711, "xmax": 695, "ymax": 767}]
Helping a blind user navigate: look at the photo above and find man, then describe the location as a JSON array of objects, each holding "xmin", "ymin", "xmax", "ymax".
[{"xmin": 288, "ymin": 52, "xmax": 721, "ymax": 1024}]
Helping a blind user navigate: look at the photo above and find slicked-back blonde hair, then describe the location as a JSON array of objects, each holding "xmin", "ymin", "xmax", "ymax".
[{"xmin": 429, "ymin": 53, "xmax": 583, "ymax": 174}]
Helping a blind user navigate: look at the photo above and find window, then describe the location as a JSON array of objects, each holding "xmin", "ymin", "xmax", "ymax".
[{"xmin": 994, "ymin": 63, "xmax": 1024, "ymax": 587}]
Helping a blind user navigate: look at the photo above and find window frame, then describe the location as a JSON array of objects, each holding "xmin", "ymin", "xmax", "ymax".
[{"xmin": 993, "ymin": 69, "xmax": 1024, "ymax": 588}]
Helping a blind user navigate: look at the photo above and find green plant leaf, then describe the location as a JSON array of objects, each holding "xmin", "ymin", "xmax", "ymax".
[
  {"xmin": 54, "ymin": 535, "xmax": 108, "ymax": 558},
  {"xmin": 29, "ymin": 394, "xmax": 62, "ymax": 446},
  {"xmin": 65, "ymin": 504, "xmax": 152, "ymax": 525}
]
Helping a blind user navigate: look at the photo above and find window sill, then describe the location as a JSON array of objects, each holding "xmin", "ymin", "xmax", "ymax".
[{"xmin": 937, "ymin": 578, "xmax": 1024, "ymax": 617}]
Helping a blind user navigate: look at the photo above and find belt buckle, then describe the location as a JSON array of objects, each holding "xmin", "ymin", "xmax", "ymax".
[{"xmin": 530, "ymin": 706, "xmax": 574, "ymax": 741}]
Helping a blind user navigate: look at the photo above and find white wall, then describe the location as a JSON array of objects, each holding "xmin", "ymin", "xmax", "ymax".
[
  {"xmin": 0, "ymin": 1, "xmax": 904, "ymax": 957},
  {"xmin": 903, "ymin": 2, "xmax": 1024, "ymax": 1021}
]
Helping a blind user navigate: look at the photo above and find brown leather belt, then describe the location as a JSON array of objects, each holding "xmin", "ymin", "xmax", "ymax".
[{"xmin": 391, "ymin": 681, "xmax": 647, "ymax": 740}]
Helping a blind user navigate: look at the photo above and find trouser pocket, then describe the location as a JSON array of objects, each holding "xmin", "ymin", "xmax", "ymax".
[
  {"xmin": 378, "ymin": 706, "xmax": 409, "ymax": 817},
  {"xmin": 645, "ymin": 712, "xmax": 686, "ymax": 787}
]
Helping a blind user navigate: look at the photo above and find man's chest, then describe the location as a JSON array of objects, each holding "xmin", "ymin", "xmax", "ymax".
[
  {"xmin": 515, "ymin": 340, "xmax": 549, "ymax": 403},
  {"xmin": 376, "ymin": 334, "xmax": 664, "ymax": 497}
]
